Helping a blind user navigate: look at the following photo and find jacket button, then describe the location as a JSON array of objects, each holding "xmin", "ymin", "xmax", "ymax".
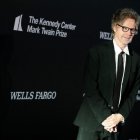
[
  {"xmin": 111, "ymin": 106, "xmax": 114, "ymax": 109},
  {"xmin": 108, "ymin": 105, "xmax": 114, "ymax": 110}
]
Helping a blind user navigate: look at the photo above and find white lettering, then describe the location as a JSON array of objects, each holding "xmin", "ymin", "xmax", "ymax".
[
  {"xmin": 61, "ymin": 22, "xmax": 76, "ymax": 30},
  {"xmin": 100, "ymin": 31, "xmax": 113, "ymax": 40},
  {"xmin": 55, "ymin": 29, "xmax": 67, "ymax": 37},
  {"xmin": 11, "ymin": 91, "xmax": 34, "ymax": 100},
  {"xmin": 41, "ymin": 27, "xmax": 55, "ymax": 36},
  {"xmin": 27, "ymin": 25, "xmax": 40, "ymax": 34},
  {"xmin": 29, "ymin": 16, "xmax": 38, "ymax": 24},
  {"xmin": 35, "ymin": 91, "xmax": 57, "ymax": 99},
  {"xmin": 39, "ymin": 18, "xmax": 60, "ymax": 29}
]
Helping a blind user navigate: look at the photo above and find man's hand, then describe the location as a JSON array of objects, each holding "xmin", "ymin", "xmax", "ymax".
[
  {"xmin": 104, "ymin": 126, "xmax": 117, "ymax": 133},
  {"xmin": 101, "ymin": 113, "xmax": 124, "ymax": 133}
]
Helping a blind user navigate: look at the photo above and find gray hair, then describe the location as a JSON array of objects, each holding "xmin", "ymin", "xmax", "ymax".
[{"xmin": 111, "ymin": 8, "xmax": 140, "ymax": 34}]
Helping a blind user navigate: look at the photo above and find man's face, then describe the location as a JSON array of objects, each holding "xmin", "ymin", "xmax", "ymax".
[{"xmin": 113, "ymin": 18, "xmax": 137, "ymax": 48}]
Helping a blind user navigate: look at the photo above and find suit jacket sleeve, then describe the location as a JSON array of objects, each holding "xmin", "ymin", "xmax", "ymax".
[
  {"xmin": 84, "ymin": 47, "xmax": 112, "ymax": 124},
  {"xmin": 119, "ymin": 53, "xmax": 140, "ymax": 119}
]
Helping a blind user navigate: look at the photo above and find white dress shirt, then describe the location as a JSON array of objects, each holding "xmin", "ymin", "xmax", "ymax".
[{"xmin": 113, "ymin": 39, "xmax": 130, "ymax": 106}]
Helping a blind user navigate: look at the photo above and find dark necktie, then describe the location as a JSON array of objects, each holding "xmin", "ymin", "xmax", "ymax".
[{"xmin": 112, "ymin": 51, "xmax": 124, "ymax": 112}]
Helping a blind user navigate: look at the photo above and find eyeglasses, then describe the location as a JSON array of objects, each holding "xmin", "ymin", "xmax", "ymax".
[{"xmin": 117, "ymin": 24, "xmax": 138, "ymax": 35}]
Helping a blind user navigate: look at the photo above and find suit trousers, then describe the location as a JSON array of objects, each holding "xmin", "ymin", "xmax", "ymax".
[{"xmin": 76, "ymin": 127, "xmax": 119, "ymax": 140}]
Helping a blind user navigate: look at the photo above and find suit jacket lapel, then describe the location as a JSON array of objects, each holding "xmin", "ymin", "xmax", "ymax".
[{"xmin": 108, "ymin": 41, "xmax": 116, "ymax": 85}]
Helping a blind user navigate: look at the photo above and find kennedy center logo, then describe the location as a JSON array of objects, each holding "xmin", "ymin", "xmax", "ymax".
[
  {"xmin": 13, "ymin": 14, "xmax": 77, "ymax": 38},
  {"xmin": 13, "ymin": 15, "xmax": 23, "ymax": 31}
]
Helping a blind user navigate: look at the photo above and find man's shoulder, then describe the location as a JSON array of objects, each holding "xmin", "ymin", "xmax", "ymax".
[{"xmin": 128, "ymin": 45, "xmax": 140, "ymax": 58}]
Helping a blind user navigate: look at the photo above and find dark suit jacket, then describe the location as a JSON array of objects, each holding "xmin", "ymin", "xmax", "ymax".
[{"xmin": 74, "ymin": 41, "xmax": 140, "ymax": 135}]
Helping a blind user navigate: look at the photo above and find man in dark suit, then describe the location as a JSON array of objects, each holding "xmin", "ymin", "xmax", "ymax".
[{"xmin": 74, "ymin": 8, "xmax": 140, "ymax": 140}]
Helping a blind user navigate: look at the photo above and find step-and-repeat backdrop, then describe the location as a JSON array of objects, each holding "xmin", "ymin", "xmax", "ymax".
[{"xmin": 0, "ymin": 0, "xmax": 140, "ymax": 139}]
